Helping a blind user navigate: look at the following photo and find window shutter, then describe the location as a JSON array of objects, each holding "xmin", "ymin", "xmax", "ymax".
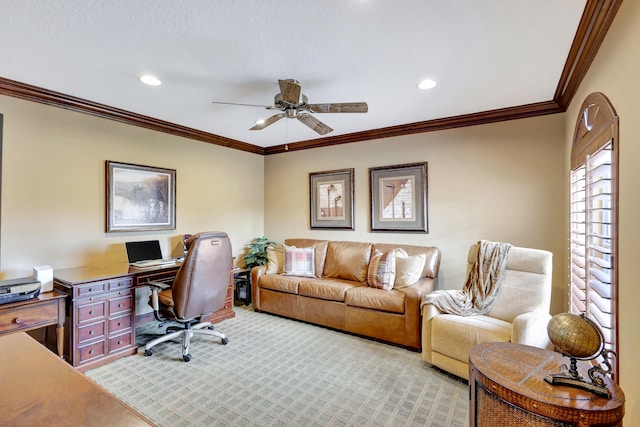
[{"xmin": 569, "ymin": 92, "xmax": 618, "ymax": 381}]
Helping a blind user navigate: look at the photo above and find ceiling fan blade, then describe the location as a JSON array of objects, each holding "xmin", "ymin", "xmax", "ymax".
[
  {"xmin": 211, "ymin": 101, "xmax": 274, "ymax": 109},
  {"xmin": 250, "ymin": 113, "xmax": 285, "ymax": 130},
  {"xmin": 278, "ymin": 79, "xmax": 302, "ymax": 105},
  {"xmin": 297, "ymin": 113, "xmax": 333, "ymax": 135},
  {"xmin": 306, "ymin": 102, "xmax": 368, "ymax": 113}
]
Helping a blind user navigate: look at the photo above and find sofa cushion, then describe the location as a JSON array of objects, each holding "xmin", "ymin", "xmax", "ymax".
[
  {"xmin": 284, "ymin": 239, "xmax": 328, "ymax": 277},
  {"xmin": 266, "ymin": 247, "xmax": 284, "ymax": 274},
  {"xmin": 283, "ymin": 244, "xmax": 315, "ymax": 277},
  {"xmin": 431, "ymin": 314, "xmax": 511, "ymax": 363},
  {"xmin": 323, "ymin": 241, "xmax": 372, "ymax": 283},
  {"xmin": 259, "ymin": 274, "xmax": 301, "ymax": 295},
  {"xmin": 367, "ymin": 250, "xmax": 396, "ymax": 290},
  {"xmin": 345, "ymin": 286, "xmax": 405, "ymax": 314},
  {"xmin": 299, "ymin": 278, "xmax": 362, "ymax": 302}
]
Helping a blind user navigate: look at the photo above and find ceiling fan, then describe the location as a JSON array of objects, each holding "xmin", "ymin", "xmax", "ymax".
[{"xmin": 211, "ymin": 79, "xmax": 368, "ymax": 135}]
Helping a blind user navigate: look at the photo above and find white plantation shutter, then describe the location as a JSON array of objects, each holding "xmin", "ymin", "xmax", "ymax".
[{"xmin": 569, "ymin": 93, "xmax": 618, "ymax": 381}]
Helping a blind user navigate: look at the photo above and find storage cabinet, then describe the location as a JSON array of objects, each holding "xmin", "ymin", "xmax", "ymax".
[{"xmin": 55, "ymin": 275, "xmax": 137, "ymax": 371}]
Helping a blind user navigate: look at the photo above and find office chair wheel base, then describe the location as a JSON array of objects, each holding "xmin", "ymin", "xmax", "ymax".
[
  {"xmin": 144, "ymin": 349, "xmax": 153, "ymax": 357},
  {"xmin": 221, "ymin": 337, "xmax": 229, "ymax": 345},
  {"xmin": 183, "ymin": 354, "xmax": 191, "ymax": 362}
]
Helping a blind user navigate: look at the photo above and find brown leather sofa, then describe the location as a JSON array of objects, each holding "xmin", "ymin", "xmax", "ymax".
[{"xmin": 251, "ymin": 239, "xmax": 441, "ymax": 350}]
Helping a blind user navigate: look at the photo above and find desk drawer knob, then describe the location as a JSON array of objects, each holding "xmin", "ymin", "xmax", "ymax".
[
  {"xmin": 89, "ymin": 310, "xmax": 94, "ymax": 315},
  {"xmin": 118, "ymin": 340, "xmax": 123, "ymax": 345},
  {"xmin": 117, "ymin": 322, "xmax": 123, "ymax": 327},
  {"xmin": 89, "ymin": 330, "xmax": 95, "ymax": 335},
  {"xmin": 89, "ymin": 349, "xmax": 95, "ymax": 355},
  {"xmin": 13, "ymin": 317, "xmax": 23, "ymax": 324},
  {"xmin": 118, "ymin": 303, "xmax": 124, "ymax": 308}
]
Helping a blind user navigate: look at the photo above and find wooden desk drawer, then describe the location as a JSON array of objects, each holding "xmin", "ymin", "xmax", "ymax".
[
  {"xmin": 109, "ymin": 295, "xmax": 132, "ymax": 316},
  {"xmin": 77, "ymin": 301, "xmax": 106, "ymax": 323},
  {"xmin": 108, "ymin": 278, "xmax": 133, "ymax": 292},
  {"xmin": 78, "ymin": 321, "xmax": 105, "ymax": 344},
  {"xmin": 108, "ymin": 315, "xmax": 131, "ymax": 335},
  {"xmin": 0, "ymin": 301, "xmax": 58, "ymax": 333},
  {"xmin": 109, "ymin": 332, "xmax": 133, "ymax": 354},
  {"xmin": 78, "ymin": 340, "xmax": 105, "ymax": 364},
  {"xmin": 76, "ymin": 282, "xmax": 106, "ymax": 298},
  {"xmin": 136, "ymin": 270, "xmax": 177, "ymax": 285}
]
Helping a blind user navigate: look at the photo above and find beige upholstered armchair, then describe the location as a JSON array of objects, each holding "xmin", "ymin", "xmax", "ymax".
[{"xmin": 421, "ymin": 243, "xmax": 553, "ymax": 380}]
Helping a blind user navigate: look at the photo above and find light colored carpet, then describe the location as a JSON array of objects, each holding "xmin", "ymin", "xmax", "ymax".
[{"xmin": 86, "ymin": 306, "xmax": 469, "ymax": 427}]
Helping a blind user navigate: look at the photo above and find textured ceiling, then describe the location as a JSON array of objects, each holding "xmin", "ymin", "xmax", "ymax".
[{"xmin": 0, "ymin": 1, "xmax": 587, "ymax": 149}]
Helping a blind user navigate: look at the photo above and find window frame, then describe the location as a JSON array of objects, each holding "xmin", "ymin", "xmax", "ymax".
[{"xmin": 569, "ymin": 92, "xmax": 619, "ymax": 381}]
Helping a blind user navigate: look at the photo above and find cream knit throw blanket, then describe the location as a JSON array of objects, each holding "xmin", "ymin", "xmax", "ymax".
[{"xmin": 423, "ymin": 240, "xmax": 512, "ymax": 316}]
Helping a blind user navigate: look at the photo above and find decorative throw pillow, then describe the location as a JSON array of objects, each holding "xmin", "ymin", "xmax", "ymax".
[
  {"xmin": 266, "ymin": 246, "xmax": 284, "ymax": 274},
  {"xmin": 367, "ymin": 250, "xmax": 396, "ymax": 291},
  {"xmin": 394, "ymin": 248, "xmax": 426, "ymax": 288},
  {"xmin": 283, "ymin": 245, "xmax": 315, "ymax": 277}
]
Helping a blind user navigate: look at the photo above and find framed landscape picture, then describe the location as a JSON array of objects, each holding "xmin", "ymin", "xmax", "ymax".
[
  {"xmin": 106, "ymin": 161, "xmax": 176, "ymax": 232},
  {"xmin": 369, "ymin": 162, "xmax": 428, "ymax": 232},
  {"xmin": 309, "ymin": 168, "xmax": 354, "ymax": 230}
]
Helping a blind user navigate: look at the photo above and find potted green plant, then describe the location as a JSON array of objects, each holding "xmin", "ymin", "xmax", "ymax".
[{"xmin": 243, "ymin": 236, "xmax": 275, "ymax": 270}]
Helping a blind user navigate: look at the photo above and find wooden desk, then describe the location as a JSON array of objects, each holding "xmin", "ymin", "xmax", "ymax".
[
  {"xmin": 0, "ymin": 332, "xmax": 153, "ymax": 426},
  {"xmin": 54, "ymin": 262, "xmax": 234, "ymax": 371},
  {"xmin": 0, "ymin": 291, "xmax": 65, "ymax": 357},
  {"xmin": 469, "ymin": 342, "xmax": 625, "ymax": 427}
]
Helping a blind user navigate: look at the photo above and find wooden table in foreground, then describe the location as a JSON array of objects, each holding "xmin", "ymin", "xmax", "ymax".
[
  {"xmin": 0, "ymin": 332, "xmax": 153, "ymax": 426},
  {"xmin": 469, "ymin": 342, "xmax": 624, "ymax": 427}
]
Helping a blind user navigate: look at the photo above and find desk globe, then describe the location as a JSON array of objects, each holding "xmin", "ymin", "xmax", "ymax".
[{"xmin": 545, "ymin": 312, "xmax": 615, "ymax": 398}]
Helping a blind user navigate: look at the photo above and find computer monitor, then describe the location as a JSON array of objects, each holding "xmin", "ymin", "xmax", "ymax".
[{"xmin": 125, "ymin": 240, "xmax": 163, "ymax": 263}]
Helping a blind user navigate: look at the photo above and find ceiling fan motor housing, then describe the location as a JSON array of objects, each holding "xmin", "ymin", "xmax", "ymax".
[{"xmin": 274, "ymin": 92, "xmax": 308, "ymax": 109}]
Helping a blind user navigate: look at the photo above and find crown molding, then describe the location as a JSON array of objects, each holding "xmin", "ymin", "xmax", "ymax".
[
  {"xmin": 0, "ymin": 0, "xmax": 621, "ymax": 156},
  {"xmin": 264, "ymin": 101, "xmax": 563, "ymax": 155},
  {"xmin": 554, "ymin": 0, "xmax": 623, "ymax": 108},
  {"xmin": 0, "ymin": 77, "xmax": 263, "ymax": 155}
]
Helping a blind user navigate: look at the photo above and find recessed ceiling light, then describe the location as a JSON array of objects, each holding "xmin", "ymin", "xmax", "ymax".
[
  {"xmin": 255, "ymin": 119, "xmax": 265, "ymax": 125},
  {"xmin": 418, "ymin": 79, "xmax": 437, "ymax": 90},
  {"xmin": 139, "ymin": 74, "xmax": 162, "ymax": 86}
]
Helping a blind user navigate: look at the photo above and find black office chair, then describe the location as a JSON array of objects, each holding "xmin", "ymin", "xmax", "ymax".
[{"xmin": 144, "ymin": 231, "xmax": 231, "ymax": 362}]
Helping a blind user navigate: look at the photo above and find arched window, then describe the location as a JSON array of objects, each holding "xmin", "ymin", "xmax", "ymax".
[{"xmin": 569, "ymin": 92, "xmax": 619, "ymax": 381}]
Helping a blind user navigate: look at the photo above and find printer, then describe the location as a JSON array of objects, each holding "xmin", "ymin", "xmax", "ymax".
[{"xmin": 0, "ymin": 278, "xmax": 41, "ymax": 305}]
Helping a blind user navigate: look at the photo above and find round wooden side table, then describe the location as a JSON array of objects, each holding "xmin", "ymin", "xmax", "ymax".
[{"xmin": 469, "ymin": 342, "xmax": 624, "ymax": 427}]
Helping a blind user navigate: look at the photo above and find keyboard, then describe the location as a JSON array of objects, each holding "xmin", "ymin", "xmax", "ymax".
[{"xmin": 130, "ymin": 258, "xmax": 181, "ymax": 268}]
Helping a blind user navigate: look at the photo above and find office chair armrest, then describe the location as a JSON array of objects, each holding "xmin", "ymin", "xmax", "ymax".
[
  {"xmin": 147, "ymin": 280, "xmax": 172, "ymax": 290},
  {"xmin": 147, "ymin": 280, "xmax": 171, "ymax": 312}
]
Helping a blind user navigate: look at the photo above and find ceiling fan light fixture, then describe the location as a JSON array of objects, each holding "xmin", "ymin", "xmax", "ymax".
[
  {"xmin": 139, "ymin": 74, "xmax": 162, "ymax": 86},
  {"xmin": 418, "ymin": 79, "xmax": 437, "ymax": 90}
]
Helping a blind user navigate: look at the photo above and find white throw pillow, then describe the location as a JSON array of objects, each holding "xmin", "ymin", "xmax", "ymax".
[{"xmin": 394, "ymin": 248, "xmax": 426, "ymax": 288}]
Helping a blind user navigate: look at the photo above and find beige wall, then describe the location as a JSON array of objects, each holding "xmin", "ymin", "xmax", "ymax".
[
  {"xmin": 264, "ymin": 114, "xmax": 566, "ymax": 314},
  {"xmin": 564, "ymin": 0, "xmax": 640, "ymax": 420},
  {"xmin": 0, "ymin": 95, "xmax": 265, "ymax": 278}
]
